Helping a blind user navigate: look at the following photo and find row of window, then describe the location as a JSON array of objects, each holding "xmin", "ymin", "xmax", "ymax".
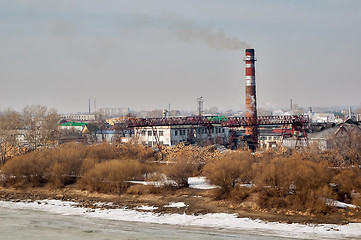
[
  {"xmin": 139, "ymin": 128, "xmax": 226, "ymax": 137},
  {"xmin": 141, "ymin": 130, "xmax": 164, "ymax": 136},
  {"xmin": 260, "ymin": 136, "xmax": 280, "ymax": 141},
  {"xmin": 141, "ymin": 141, "xmax": 164, "ymax": 146},
  {"xmin": 174, "ymin": 128, "xmax": 225, "ymax": 136}
]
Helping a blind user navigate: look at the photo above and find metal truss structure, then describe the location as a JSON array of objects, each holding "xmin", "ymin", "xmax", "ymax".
[{"xmin": 127, "ymin": 115, "xmax": 309, "ymax": 129}]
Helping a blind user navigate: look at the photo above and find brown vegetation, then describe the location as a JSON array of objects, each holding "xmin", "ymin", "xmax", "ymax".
[
  {"xmin": 255, "ymin": 154, "xmax": 334, "ymax": 213},
  {"xmin": 79, "ymin": 160, "xmax": 144, "ymax": 194},
  {"xmin": 203, "ymin": 151, "xmax": 253, "ymax": 198},
  {"xmin": 0, "ymin": 142, "xmax": 155, "ymax": 190},
  {"xmin": 162, "ymin": 152, "xmax": 198, "ymax": 188},
  {"xmin": 1, "ymin": 140, "xmax": 361, "ymax": 218}
]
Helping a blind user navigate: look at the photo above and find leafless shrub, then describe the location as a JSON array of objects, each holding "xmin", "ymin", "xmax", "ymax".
[
  {"xmin": 117, "ymin": 143, "xmax": 156, "ymax": 162},
  {"xmin": 333, "ymin": 168, "xmax": 361, "ymax": 204},
  {"xmin": 79, "ymin": 159, "xmax": 144, "ymax": 194},
  {"xmin": 203, "ymin": 151, "xmax": 254, "ymax": 198},
  {"xmin": 86, "ymin": 143, "xmax": 120, "ymax": 161},
  {"xmin": 163, "ymin": 152, "xmax": 198, "ymax": 188},
  {"xmin": 1, "ymin": 151, "xmax": 52, "ymax": 187},
  {"xmin": 256, "ymin": 153, "xmax": 334, "ymax": 213}
]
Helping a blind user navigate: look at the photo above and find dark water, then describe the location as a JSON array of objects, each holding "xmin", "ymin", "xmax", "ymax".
[{"xmin": 0, "ymin": 206, "xmax": 294, "ymax": 240}]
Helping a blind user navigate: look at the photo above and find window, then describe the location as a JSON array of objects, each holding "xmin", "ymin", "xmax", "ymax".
[
  {"xmin": 141, "ymin": 130, "xmax": 146, "ymax": 136},
  {"xmin": 148, "ymin": 141, "xmax": 152, "ymax": 146},
  {"xmin": 183, "ymin": 129, "xmax": 186, "ymax": 135},
  {"xmin": 148, "ymin": 131, "xmax": 153, "ymax": 136},
  {"xmin": 160, "ymin": 141, "xmax": 164, "ymax": 145},
  {"xmin": 159, "ymin": 130, "xmax": 164, "ymax": 136},
  {"xmin": 175, "ymin": 130, "xmax": 178, "ymax": 136},
  {"xmin": 222, "ymin": 128, "xmax": 225, "ymax": 133}
]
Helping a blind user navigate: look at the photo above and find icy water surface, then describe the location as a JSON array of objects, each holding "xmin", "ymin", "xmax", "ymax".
[
  {"xmin": 0, "ymin": 206, "xmax": 291, "ymax": 240},
  {"xmin": 1, "ymin": 201, "xmax": 360, "ymax": 240}
]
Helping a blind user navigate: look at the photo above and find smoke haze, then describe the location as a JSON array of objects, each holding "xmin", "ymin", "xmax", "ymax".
[{"xmin": 122, "ymin": 15, "xmax": 250, "ymax": 50}]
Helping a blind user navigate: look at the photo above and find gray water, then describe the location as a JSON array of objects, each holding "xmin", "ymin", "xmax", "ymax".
[{"xmin": 0, "ymin": 206, "xmax": 297, "ymax": 240}]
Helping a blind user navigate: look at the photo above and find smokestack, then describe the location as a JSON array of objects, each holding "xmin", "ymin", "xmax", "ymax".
[{"xmin": 244, "ymin": 49, "xmax": 258, "ymax": 151}]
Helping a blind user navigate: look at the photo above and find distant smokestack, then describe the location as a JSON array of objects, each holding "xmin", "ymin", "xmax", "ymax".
[{"xmin": 244, "ymin": 49, "xmax": 258, "ymax": 151}]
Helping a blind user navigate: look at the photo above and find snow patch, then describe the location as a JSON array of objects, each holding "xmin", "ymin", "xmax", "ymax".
[
  {"xmin": 188, "ymin": 177, "xmax": 216, "ymax": 189},
  {"xmin": 164, "ymin": 202, "xmax": 187, "ymax": 208},
  {"xmin": 136, "ymin": 205, "xmax": 158, "ymax": 211}
]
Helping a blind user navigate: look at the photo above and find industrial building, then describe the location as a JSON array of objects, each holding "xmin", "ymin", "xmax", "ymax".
[
  {"xmin": 134, "ymin": 125, "xmax": 229, "ymax": 147},
  {"xmin": 61, "ymin": 114, "xmax": 96, "ymax": 122},
  {"xmin": 283, "ymin": 119, "xmax": 361, "ymax": 150}
]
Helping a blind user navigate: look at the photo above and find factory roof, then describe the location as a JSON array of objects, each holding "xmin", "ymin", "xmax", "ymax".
[{"xmin": 308, "ymin": 122, "xmax": 361, "ymax": 140}]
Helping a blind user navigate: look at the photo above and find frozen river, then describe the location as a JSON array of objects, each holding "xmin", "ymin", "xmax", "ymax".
[{"xmin": 1, "ymin": 200, "xmax": 360, "ymax": 240}]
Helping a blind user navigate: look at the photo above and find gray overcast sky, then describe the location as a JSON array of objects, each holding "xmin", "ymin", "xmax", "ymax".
[{"xmin": 1, "ymin": 0, "xmax": 360, "ymax": 114}]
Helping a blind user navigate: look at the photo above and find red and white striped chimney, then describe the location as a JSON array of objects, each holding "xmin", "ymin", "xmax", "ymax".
[{"xmin": 244, "ymin": 49, "xmax": 258, "ymax": 151}]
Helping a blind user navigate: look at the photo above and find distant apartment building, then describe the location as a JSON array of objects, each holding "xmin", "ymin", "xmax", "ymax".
[
  {"xmin": 99, "ymin": 108, "xmax": 129, "ymax": 117},
  {"xmin": 61, "ymin": 114, "xmax": 96, "ymax": 122}
]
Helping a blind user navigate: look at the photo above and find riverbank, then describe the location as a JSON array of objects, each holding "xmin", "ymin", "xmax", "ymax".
[
  {"xmin": 2, "ymin": 196, "xmax": 361, "ymax": 240},
  {"xmin": 1, "ymin": 181, "xmax": 361, "ymax": 226}
]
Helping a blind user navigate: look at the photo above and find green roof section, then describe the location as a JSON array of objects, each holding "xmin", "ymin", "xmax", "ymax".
[
  {"xmin": 61, "ymin": 122, "xmax": 88, "ymax": 127},
  {"xmin": 207, "ymin": 116, "xmax": 228, "ymax": 122}
]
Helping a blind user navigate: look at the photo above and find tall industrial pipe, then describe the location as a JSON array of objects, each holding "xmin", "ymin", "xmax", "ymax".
[{"xmin": 244, "ymin": 49, "xmax": 258, "ymax": 151}]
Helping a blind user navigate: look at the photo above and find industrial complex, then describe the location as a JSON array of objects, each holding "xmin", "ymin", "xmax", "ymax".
[{"xmin": 56, "ymin": 49, "xmax": 336, "ymax": 151}]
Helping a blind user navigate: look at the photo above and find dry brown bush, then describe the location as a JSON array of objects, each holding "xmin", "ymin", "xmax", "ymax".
[
  {"xmin": 46, "ymin": 143, "xmax": 87, "ymax": 187},
  {"xmin": 203, "ymin": 151, "xmax": 254, "ymax": 198},
  {"xmin": 1, "ymin": 142, "xmax": 157, "ymax": 189},
  {"xmin": 256, "ymin": 153, "xmax": 334, "ymax": 213},
  {"xmin": 126, "ymin": 184, "xmax": 152, "ymax": 195},
  {"xmin": 1, "ymin": 151, "xmax": 52, "ymax": 187},
  {"xmin": 162, "ymin": 152, "xmax": 198, "ymax": 188},
  {"xmin": 86, "ymin": 143, "xmax": 120, "ymax": 161},
  {"xmin": 79, "ymin": 159, "xmax": 144, "ymax": 194},
  {"xmin": 229, "ymin": 186, "xmax": 251, "ymax": 202},
  {"xmin": 117, "ymin": 143, "xmax": 156, "ymax": 162},
  {"xmin": 333, "ymin": 168, "xmax": 361, "ymax": 203}
]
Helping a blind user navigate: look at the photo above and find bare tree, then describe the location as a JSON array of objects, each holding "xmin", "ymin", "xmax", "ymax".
[
  {"xmin": 42, "ymin": 108, "xmax": 61, "ymax": 147},
  {"xmin": 22, "ymin": 105, "xmax": 60, "ymax": 150},
  {"xmin": 0, "ymin": 109, "xmax": 20, "ymax": 164}
]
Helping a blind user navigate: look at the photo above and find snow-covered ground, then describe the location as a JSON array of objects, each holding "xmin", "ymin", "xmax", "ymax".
[
  {"xmin": 1, "ymin": 199, "xmax": 361, "ymax": 239},
  {"xmin": 188, "ymin": 177, "xmax": 216, "ymax": 189},
  {"xmin": 130, "ymin": 176, "xmax": 217, "ymax": 189}
]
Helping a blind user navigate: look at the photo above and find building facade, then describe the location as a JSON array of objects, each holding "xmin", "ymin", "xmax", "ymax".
[{"xmin": 134, "ymin": 125, "xmax": 229, "ymax": 147}]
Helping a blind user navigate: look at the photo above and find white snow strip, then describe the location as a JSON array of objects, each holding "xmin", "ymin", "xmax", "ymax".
[
  {"xmin": 164, "ymin": 202, "xmax": 187, "ymax": 208},
  {"xmin": 2, "ymin": 200, "xmax": 361, "ymax": 239},
  {"xmin": 188, "ymin": 177, "xmax": 217, "ymax": 189},
  {"xmin": 326, "ymin": 199, "xmax": 358, "ymax": 209},
  {"xmin": 136, "ymin": 205, "xmax": 158, "ymax": 211},
  {"xmin": 130, "ymin": 177, "xmax": 248, "ymax": 190}
]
